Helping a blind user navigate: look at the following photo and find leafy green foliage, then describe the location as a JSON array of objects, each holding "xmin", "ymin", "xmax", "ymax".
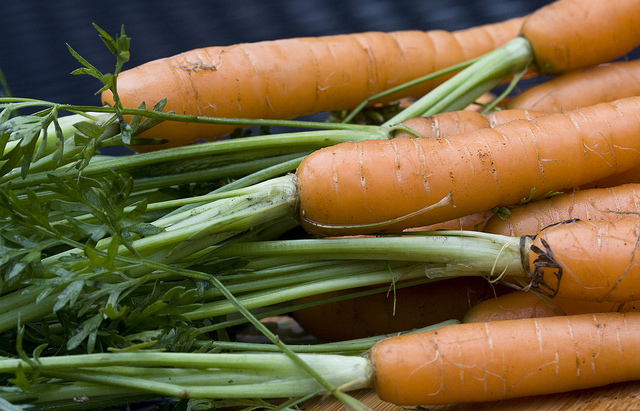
[
  {"xmin": 0, "ymin": 106, "xmax": 65, "ymax": 179},
  {"xmin": 68, "ymin": 24, "xmax": 130, "ymax": 96},
  {"xmin": 0, "ymin": 24, "xmax": 345, "ymax": 411}
]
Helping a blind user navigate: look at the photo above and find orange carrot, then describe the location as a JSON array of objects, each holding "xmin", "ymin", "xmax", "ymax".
[
  {"xmin": 297, "ymin": 97, "xmax": 640, "ymax": 236},
  {"xmin": 580, "ymin": 164, "xmax": 640, "ymax": 188},
  {"xmin": 462, "ymin": 290, "xmax": 640, "ymax": 323},
  {"xmin": 402, "ymin": 210, "xmax": 495, "ymax": 232},
  {"xmin": 395, "ymin": 108, "xmax": 546, "ymax": 139},
  {"xmin": 397, "ymin": 109, "xmax": 640, "ymax": 191},
  {"xmin": 519, "ymin": 0, "xmax": 640, "ymax": 75},
  {"xmin": 292, "ymin": 277, "xmax": 500, "ymax": 342},
  {"xmin": 506, "ymin": 59, "xmax": 640, "ymax": 112},
  {"xmin": 483, "ymin": 183, "xmax": 640, "ymax": 236},
  {"xmin": 370, "ymin": 312, "xmax": 640, "ymax": 405},
  {"xmin": 395, "ymin": 110, "xmax": 544, "ymax": 233},
  {"xmin": 102, "ymin": 17, "xmax": 525, "ymax": 150},
  {"xmin": 526, "ymin": 219, "xmax": 640, "ymax": 302}
]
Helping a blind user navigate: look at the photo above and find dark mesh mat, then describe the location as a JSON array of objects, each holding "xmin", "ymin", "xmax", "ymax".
[{"xmin": 1, "ymin": 0, "xmax": 557, "ymax": 105}]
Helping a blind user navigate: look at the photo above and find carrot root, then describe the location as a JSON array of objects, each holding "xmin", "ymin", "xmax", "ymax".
[{"xmin": 372, "ymin": 312, "xmax": 640, "ymax": 405}]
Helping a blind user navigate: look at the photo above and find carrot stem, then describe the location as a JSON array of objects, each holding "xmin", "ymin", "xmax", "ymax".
[
  {"xmin": 0, "ymin": 352, "xmax": 374, "ymax": 400},
  {"xmin": 341, "ymin": 57, "xmax": 480, "ymax": 123},
  {"xmin": 384, "ymin": 36, "xmax": 533, "ymax": 124},
  {"xmin": 5, "ymin": 127, "xmax": 387, "ymax": 190},
  {"xmin": 198, "ymin": 319, "xmax": 459, "ymax": 354},
  {"xmin": 211, "ymin": 233, "xmax": 525, "ymax": 269}
]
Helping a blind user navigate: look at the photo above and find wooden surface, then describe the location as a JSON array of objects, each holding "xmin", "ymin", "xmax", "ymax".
[{"xmin": 303, "ymin": 381, "xmax": 640, "ymax": 410}]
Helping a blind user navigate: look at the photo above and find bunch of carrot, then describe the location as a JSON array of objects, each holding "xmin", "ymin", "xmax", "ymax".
[{"xmin": 6, "ymin": 0, "xmax": 640, "ymax": 409}]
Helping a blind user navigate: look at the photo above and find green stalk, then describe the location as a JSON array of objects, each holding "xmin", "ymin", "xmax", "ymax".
[
  {"xmin": 211, "ymin": 153, "xmax": 309, "ymax": 193},
  {"xmin": 42, "ymin": 175, "xmax": 299, "ymax": 269},
  {"xmin": 186, "ymin": 263, "xmax": 449, "ymax": 320},
  {"xmin": 61, "ymin": 103, "xmax": 383, "ymax": 131},
  {"xmin": 200, "ymin": 319, "xmax": 459, "ymax": 354},
  {"xmin": 198, "ymin": 276, "xmax": 450, "ymax": 334},
  {"xmin": 129, "ymin": 151, "xmax": 310, "ymax": 192},
  {"xmin": 201, "ymin": 260, "xmax": 412, "ymax": 301},
  {"xmin": 7, "ymin": 127, "xmax": 387, "ymax": 190},
  {"xmin": 384, "ymin": 36, "xmax": 534, "ymax": 124},
  {"xmin": 181, "ymin": 232, "xmax": 530, "ymax": 320},
  {"xmin": 0, "ymin": 352, "xmax": 373, "ymax": 401},
  {"xmin": 341, "ymin": 57, "xmax": 480, "ymax": 123},
  {"xmin": 0, "ymin": 382, "xmax": 157, "ymax": 410},
  {"xmin": 0, "ymin": 97, "xmax": 384, "ymax": 132},
  {"xmin": 212, "ymin": 231, "xmax": 528, "ymax": 270}
]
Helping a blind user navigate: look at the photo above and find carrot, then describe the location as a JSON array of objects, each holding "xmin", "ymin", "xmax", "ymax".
[
  {"xmin": 396, "ymin": 109, "xmax": 640, "ymax": 190},
  {"xmin": 394, "ymin": 109, "xmax": 544, "ymax": 233},
  {"xmin": 370, "ymin": 312, "xmax": 640, "ymax": 405},
  {"xmin": 384, "ymin": 0, "xmax": 640, "ymax": 125},
  {"xmin": 506, "ymin": 59, "xmax": 640, "ymax": 112},
  {"xmin": 292, "ymin": 277, "xmax": 500, "ymax": 342},
  {"xmin": 402, "ymin": 210, "xmax": 495, "ymax": 232},
  {"xmin": 462, "ymin": 290, "xmax": 640, "ymax": 323},
  {"xmin": 580, "ymin": 165, "xmax": 640, "ymax": 188},
  {"xmin": 526, "ymin": 219, "xmax": 640, "ymax": 302},
  {"xmin": 397, "ymin": 109, "xmax": 640, "ymax": 191},
  {"xmin": 297, "ymin": 96, "xmax": 640, "ymax": 236},
  {"xmin": 101, "ymin": 17, "xmax": 525, "ymax": 150},
  {"xmin": 520, "ymin": 0, "xmax": 640, "ymax": 75},
  {"xmin": 483, "ymin": 183, "xmax": 640, "ymax": 236},
  {"xmin": 395, "ymin": 108, "xmax": 546, "ymax": 139}
]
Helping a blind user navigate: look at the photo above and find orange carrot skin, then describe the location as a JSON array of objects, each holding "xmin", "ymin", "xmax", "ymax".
[
  {"xmin": 507, "ymin": 60, "xmax": 640, "ymax": 112},
  {"xmin": 520, "ymin": 0, "xmax": 640, "ymax": 75},
  {"xmin": 371, "ymin": 312, "xmax": 640, "ymax": 405},
  {"xmin": 528, "ymin": 219, "xmax": 640, "ymax": 302},
  {"xmin": 396, "ymin": 109, "xmax": 546, "ymax": 139},
  {"xmin": 581, "ymin": 164, "xmax": 640, "ymax": 189},
  {"xmin": 102, "ymin": 17, "xmax": 524, "ymax": 151},
  {"xmin": 396, "ymin": 110, "xmax": 544, "ymax": 234},
  {"xmin": 297, "ymin": 97, "xmax": 640, "ymax": 236},
  {"xmin": 462, "ymin": 290, "xmax": 638, "ymax": 323},
  {"xmin": 398, "ymin": 110, "xmax": 640, "ymax": 191},
  {"xmin": 403, "ymin": 210, "xmax": 495, "ymax": 232},
  {"xmin": 483, "ymin": 183, "xmax": 640, "ymax": 237}
]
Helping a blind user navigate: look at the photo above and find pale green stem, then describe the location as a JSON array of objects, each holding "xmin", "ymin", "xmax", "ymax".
[
  {"xmin": 186, "ymin": 263, "xmax": 442, "ymax": 320},
  {"xmin": 201, "ymin": 319, "xmax": 459, "ymax": 353},
  {"xmin": 212, "ymin": 232, "xmax": 527, "ymax": 270},
  {"xmin": 341, "ymin": 57, "xmax": 480, "ymax": 123},
  {"xmin": 384, "ymin": 36, "xmax": 534, "ymax": 124},
  {"xmin": 0, "ymin": 352, "xmax": 373, "ymax": 399},
  {"xmin": 6, "ymin": 125, "xmax": 388, "ymax": 190}
]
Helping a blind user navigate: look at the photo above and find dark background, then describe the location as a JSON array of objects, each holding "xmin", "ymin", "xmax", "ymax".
[{"xmin": 1, "ymin": 0, "xmax": 558, "ymax": 106}]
